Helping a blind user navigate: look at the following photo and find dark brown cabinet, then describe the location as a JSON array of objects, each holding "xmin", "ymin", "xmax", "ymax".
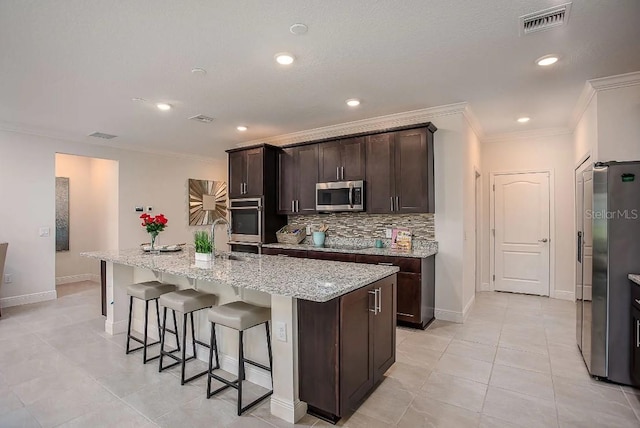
[
  {"xmin": 365, "ymin": 126, "xmax": 435, "ymax": 213},
  {"xmin": 631, "ymin": 282, "xmax": 640, "ymax": 386},
  {"xmin": 261, "ymin": 247, "xmax": 308, "ymax": 258},
  {"xmin": 298, "ymin": 275, "xmax": 396, "ymax": 423},
  {"xmin": 277, "ymin": 144, "xmax": 319, "ymax": 214},
  {"xmin": 318, "ymin": 137, "xmax": 366, "ymax": 182},
  {"xmin": 228, "ymin": 147, "xmax": 264, "ymax": 198}
]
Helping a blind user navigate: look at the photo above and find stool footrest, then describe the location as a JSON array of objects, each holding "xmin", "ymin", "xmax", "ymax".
[
  {"xmin": 127, "ymin": 336, "xmax": 160, "ymax": 347},
  {"xmin": 183, "ymin": 370, "xmax": 208, "ymax": 384},
  {"xmin": 243, "ymin": 358, "xmax": 271, "ymax": 373}
]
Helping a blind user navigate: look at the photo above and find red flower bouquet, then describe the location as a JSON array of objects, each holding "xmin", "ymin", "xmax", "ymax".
[{"xmin": 140, "ymin": 213, "xmax": 168, "ymax": 251}]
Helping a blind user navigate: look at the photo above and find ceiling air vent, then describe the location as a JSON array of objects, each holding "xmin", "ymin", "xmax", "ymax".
[
  {"xmin": 189, "ymin": 114, "xmax": 215, "ymax": 124},
  {"xmin": 520, "ymin": 2, "xmax": 571, "ymax": 36},
  {"xmin": 88, "ymin": 132, "xmax": 117, "ymax": 139}
]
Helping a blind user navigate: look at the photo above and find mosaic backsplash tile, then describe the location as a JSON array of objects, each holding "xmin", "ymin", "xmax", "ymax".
[{"xmin": 288, "ymin": 212, "xmax": 435, "ymax": 240}]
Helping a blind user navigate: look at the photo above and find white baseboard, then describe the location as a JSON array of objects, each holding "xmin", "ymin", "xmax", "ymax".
[
  {"xmin": 0, "ymin": 290, "xmax": 57, "ymax": 308},
  {"xmin": 270, "ymin": 396, "xmax": 308, "ymax": 424},
  {"xmin": 106, "ymin": 319, "xmax": 127, "ymax": 335},
  {"xmin": 462, "ymin": 294, "xmax": 475, "ymax": 322},
  {"xmin": 434, "ymin": 307, "xmax": 464, "ymax": 323},
  {"xmin": 56, "ymin": 274, "xmax": 100, "ymax": 285},
  {"xmin": 553, "ymin": 290, "xmax": 575, "ymax": 301}
]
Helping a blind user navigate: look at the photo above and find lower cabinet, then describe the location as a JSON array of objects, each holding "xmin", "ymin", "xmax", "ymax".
[
  {"xmin": 298, "ymin": 275, "xmax": 396, "ymax": 423},
  {"xmin": 632, "ymin": 284, "xmax": 640, "ymax": 385}
]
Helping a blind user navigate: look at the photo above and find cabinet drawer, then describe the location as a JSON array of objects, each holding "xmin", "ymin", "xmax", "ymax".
[
  {"xmin": 262, "ymin": 248, "xmax": 308, "ymax": 258},
  {"xmin": 307, "ymin": 251, "xmax": 356, "ymax": 263},
  {"xmin": 397, "ymin": 273, "xmax": 421, "ymax": 323},
  {"xmin": 354, "ymin": 254, "xmax": 421, "ymax": 273},
  {"xmin": 632, "ymin": 282, "xmax": 640, "ymax": 311}
]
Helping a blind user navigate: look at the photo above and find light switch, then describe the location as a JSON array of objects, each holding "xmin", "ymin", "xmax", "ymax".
[
  {"xmin": 274, "ymin": 321, "xmax": 287, "ymax": 342},
  {"xmin": 385, "ymin": 228, "xmax": 393, "ymax": 239},
  {"xmin": 39, "ymin": 227, "xmax": 50, "ymax": 237}
]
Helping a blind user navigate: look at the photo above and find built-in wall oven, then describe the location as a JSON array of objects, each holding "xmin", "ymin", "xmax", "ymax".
[
  {"xmin": 228, "ymin": 198, "xmax": 262, "ymax": 243},
  {"xmin": 316, "ymin": 180, "xmax": 364, "ymax": 212}
]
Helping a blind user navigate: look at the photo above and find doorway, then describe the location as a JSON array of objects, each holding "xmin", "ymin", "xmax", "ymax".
[
  {"xmin": 490, "ymin": 171, "xmax": 552, "ymax": 296},
  {"xmin": 54, "ymin": 154, "xmax": 118, "ymax": 305}
]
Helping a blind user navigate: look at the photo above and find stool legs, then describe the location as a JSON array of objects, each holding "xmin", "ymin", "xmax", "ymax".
[
  {"xmin": 206, "ymin": 321, "xmax": 274, "ymax": 416},
  {"xmin": 126, "ymin": 296, "xmax": 164, "ymax": 363}
]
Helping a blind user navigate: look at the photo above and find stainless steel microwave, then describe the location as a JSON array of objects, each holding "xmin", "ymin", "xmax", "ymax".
[{"xmin": 316, "ymin": 180, "xmax": 364, "ymax": 212}]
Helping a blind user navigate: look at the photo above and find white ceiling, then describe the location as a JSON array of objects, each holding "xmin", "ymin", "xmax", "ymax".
[{"xmin": 1, "ymin": 1, "xmax": 639, "ymax": 157}]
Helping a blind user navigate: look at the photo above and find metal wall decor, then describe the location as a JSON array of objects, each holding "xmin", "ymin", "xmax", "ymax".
[
  {"xmin": 55, "ymin": 177, "xmax": 70, "ymax": 251},
  {"xmin": 189, "ymin": 179, "xmax": 227, "ymax": 225}
]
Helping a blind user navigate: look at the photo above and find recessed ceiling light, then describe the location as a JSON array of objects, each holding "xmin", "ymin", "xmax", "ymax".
[
  {"xmin": 275, "ymin": 53, "xmax": 295, "ymax": 65},
  {"xmin": 517, "ymin": 117, "xmax": 531, "ymax": 123},
  {"xmin": 289, "ymin": 23, "xmax": 308, "ymax": 35},
  {"xmin": 536, "ymin": 55, "xmax": 559, "ymax": 66},
  {"xmin": 236, "ymin": 126, "xmax": 248, "ymax": 132},
  {"xmin": 156, "ymin": 103, "xmax": 172, "ymax": 111},
  {"xmin": 191, "ymin": 67, "xmax": 207, "ymax": 75},
  {"xmin": 346, "ymin": 99, "xmax": 361, "ymax": 107}
]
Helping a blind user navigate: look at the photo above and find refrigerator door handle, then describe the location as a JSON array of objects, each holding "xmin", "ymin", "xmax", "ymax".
[{"xmin": 577, "ymin": 231, "xmax": 583, "ymax": 263}]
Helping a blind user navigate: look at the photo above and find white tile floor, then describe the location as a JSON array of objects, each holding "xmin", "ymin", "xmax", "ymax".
[{"xmin": 1, "ymin": 283, "xmax": 639, "ymax": 427}]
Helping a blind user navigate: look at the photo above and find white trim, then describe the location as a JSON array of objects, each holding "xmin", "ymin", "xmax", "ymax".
[
  {"xmin": 105, "ymin": 319, "xmax": 127, "ymax": 335},
  {"xmin": 462, "ymin": 294, "xmax": 475, "ymax": 323},
  {"xmin": 462, "ymin": 105, "xmax": 485, "ymax": 141},
  {"xmin": 270, "ymin": 396, "xmax": 308, "ymax": 424},
  {"xmin": 575, "ymin": 152, "xmax": 592, "ymax": 170},
  {"xmin": 489, "ymin": 169, "xmax": 555, "ymax": 298},
  {"xmin": 0, "ymin": 290, "xmax": 57, "ymax": 308},
  {"xmin": 55, "ymin": 273, "xmax": 100, "ymax": 285},
  {"xmin": 481, "ymin": 127, "xmax": 572, "ymax": 144},
  {"xmin": 570, "ymin": 82, "xmax": 597, "ymax": 131},
  {"xmin": 238, "ymin": 102, "xmax": 470, "ymax": 147},
  {"xmin": 588, "ymin": 71, "xmax": 640, "ymax": 91},
  {"xmin": 434, "ymin": 307, "xmax": 464, "ymax": 324},
  {"xmin": 553, "ymin": 290, "xmax": 575, "ymax": 301}
]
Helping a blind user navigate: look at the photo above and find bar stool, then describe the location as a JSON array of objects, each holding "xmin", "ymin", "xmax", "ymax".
[
  {"xmin": 125, "ymin": 281, "xmax": 178, "ymax": 364},
  {"xmin": 206, "ymin": 301, "xmax": 273, "ymax": 416},
  {"xmin": 158, "ymin": 289, "xmax": 217, "ymax": 385}
]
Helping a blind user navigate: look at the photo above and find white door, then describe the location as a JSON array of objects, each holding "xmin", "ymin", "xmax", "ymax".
[{"xmin": 494, "ymin": 172, "xmax": 550, "ymax": 295}]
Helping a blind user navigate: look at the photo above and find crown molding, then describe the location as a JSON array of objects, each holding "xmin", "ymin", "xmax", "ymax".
[
  {"xmin": 462, "ymin": 104, "xmax": 484, "ymax": 141},
  {"xmin": 0, "ymin": 121, "xmax": 221, "ymax": 163},
  {"xmin": 238, "ymin": 102, "xmax": 472, "ymax": 147},
  {"xmin": 569, "ymin": 81, "xmax": 597, "ymax": 131},
  {"xmin": 481, "ymin": 127, "xmax": 572, "ymax": 144},
  {"xmin": 588, "ymin": 70, "xmax": 640, "ymax": 91}
]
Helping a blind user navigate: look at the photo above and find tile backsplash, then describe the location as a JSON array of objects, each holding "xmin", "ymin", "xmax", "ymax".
[{"xmin": 288, "ymin": 212, "xmax": 435, "ymax": 240}]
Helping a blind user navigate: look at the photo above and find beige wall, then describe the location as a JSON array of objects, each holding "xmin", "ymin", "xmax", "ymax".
[
  {"xmin": 462, "ymin": 117, "xmax": 481, "ymax": 315},
  {"xmin": 597, "ymin": 84, "xmax": 640, "ymax": 162},
  {"xmin": 481, "ymin": 133, "xmax": 575, "ymax": 299},
  {"xmin": 0, "ymin": 129, "xmax": 226, "ymax": 306},
  {"xmin": 574, "ymin": 93, "xmax": 597, "ymax": 165}
]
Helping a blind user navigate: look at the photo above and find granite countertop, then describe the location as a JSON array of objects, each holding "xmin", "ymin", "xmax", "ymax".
[
  {"xmin": 81, "ymin": 247, "xmax": 399, "ymax": 303},
  {"xmin": 629, "ymin": 274, "xmax": 640, "ymax": 286},
  {"xmin": 262, "ymin": 238, "xmax": 438, "ymax": 258}
]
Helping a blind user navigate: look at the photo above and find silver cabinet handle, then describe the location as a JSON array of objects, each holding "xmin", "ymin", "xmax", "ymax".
[
  {"xmin": 538, "ymin": 238, "xmax": 548, "ymax": 243},
  {"xmin": 341, "ymin": 166, "xmax": 344, "ymax": 180},
  {"xmin": 395, "ymin": 196, "xmax": 399, "ymax": 211},
  {"xmin": 337, "ymin": 167, "xmax": 340, "ymax": 180},
  {"xmin": 291, "ymin": 200, "xmax": 295, "ymax": 212},
  {"xmin": 398, "ymin": 312, "xmax": 414, "ymax": 318},
  {"xmin": 368, "ymin": 290, "xmax": 377, "ymax": 314},
  {"xmin": 376, "ymin": 288, "xmax": 382, "ymax": 313},
  {"xmin": 637, "ymin": 320, "xmax": 639, "ymax": 348},
  {"xmin": 390, "ymin": 197, "xmax": 394, "ymax": 211},
  {"xmin": 378, "ymin": 262, "xmax": 394, "ymax": 266},
  {"xmin": 296, "ymin": 200, "xmax": 299, "ymax": 212}
]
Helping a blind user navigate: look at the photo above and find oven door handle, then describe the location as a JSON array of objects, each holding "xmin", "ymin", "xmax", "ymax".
[{"xmin": 228, "ymin": 206, "xmax": 261, "ymax": 211}]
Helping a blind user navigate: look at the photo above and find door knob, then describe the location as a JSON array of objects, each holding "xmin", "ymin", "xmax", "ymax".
[{"xmin": 538, "ymin": 238, "xmax": 548, "ymax": 243}]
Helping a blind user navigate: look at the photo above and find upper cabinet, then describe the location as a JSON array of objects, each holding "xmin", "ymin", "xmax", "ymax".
[
  {"xmin": 278, "ymin": 144, "xmax": 319, "ymax": 214},
  {"xmin": 228, "ymin": 147, "xmax": 264, "ymax": 198},
  {"xmin": 318, "ymin": 137, "xmax": 366, "ymax": 182},
  {"xmin": 366, "ymin": 126, "xmax": 435, "ymax": 213}
]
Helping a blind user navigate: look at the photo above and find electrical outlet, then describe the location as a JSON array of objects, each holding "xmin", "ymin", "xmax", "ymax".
[
  {"xmin": 274, "ymin": 321, "xmax": 287, "ymax": 342},
  {"xmin": 385, "ymin": 228, "xmax": 393, "ymax": 239},
  {"xmin": 146, "ymin": 206, "xmax": 153, "ymax": 212},
  {"xmin": 39, "ymin": 227, "xmax": 50, "ymax": 237},
  {"xmin": 135, "ymin": 206, "xmax": 144, "ymax": 212},
  {"xmin": 3, "ymin": 274, "xmax": 12, "ymax": 284},
  {"xmin": 306, "ymin": 225, "xmax": 311, "ymax": 236}
]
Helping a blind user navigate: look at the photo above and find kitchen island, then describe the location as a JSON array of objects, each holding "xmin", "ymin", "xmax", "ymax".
[{"xmin": 82, "ymin": 247, "xmax": 398, "ymax": 423}]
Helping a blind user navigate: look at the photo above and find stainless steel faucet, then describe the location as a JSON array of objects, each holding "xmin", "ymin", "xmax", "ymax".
[{"xmin": 211, "ymin": 217, "xmax": 231, "ymax": 253}]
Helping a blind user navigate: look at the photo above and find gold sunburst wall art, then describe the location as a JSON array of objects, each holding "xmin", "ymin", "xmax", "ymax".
[{"xmin": 189, "ymin": 179, "xmax": 228, "ymax": 225}]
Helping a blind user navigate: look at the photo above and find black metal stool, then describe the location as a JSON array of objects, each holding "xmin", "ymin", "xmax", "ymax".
[
  {"xmin": 158, "ymin": 289, "xmax": 217, "ymax": 385},
  {"xmin": 206, "ymin": 301, "xmax": 273, "ymax": 416},
  {"xmin": 125, "ymin": 281, "xmax": 178, "ymax": 363}
]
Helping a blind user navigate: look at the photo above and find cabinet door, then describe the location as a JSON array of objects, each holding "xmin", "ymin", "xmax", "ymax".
[
  {"xmin": 307, "ymin": 251, "xmax": 356, "ymax": 263},
  {"xmin": 340, "ymin": 284, "xmax": 374, "ymax": 413},
  {"xmin": 373, "ymin": 277, "xmax": 396, "ymax": 383},
  {"xmin": 397, "ymin": 273, "xmax": 421, "ymax": 324},
  {"xmin": 278, "ymin": 149, "xmax": 296, "ymax": 214},
  {"xmin": 365, "ymin": 133, "xmax": 395, "ymax": 213},
  {"xmin": 262, "ymin": 248, "xmax": 307, "ymax": 258},
  {"xmin": 632, "ymin": 306, "xmax": 640, "ymax": 386},
  {"xmin": 244, "ymin": 148, "xmax": 264, "ymax": 197},
  {"xmin": 394, "ymin": 128, "xmax": 429, "ymax": 213},
  {"xmin": 318, "ymin": 141, "xmax": 342, "ymax": 182},
  {"xmin": 296, "ymin": 144, "xmax": 319, "ymax": 213},
  {"xmin": 228, "ymin": 151, "xmax": 246, "ymax": 199},
  {"xmin": 341, "ymin": 137, "xmax": 366, "ymax": 181}
]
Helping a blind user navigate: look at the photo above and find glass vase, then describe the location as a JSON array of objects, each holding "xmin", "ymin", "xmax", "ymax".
[{"xmin": 149, "ymin": 232, "xmax": 159, "ymax": 254}]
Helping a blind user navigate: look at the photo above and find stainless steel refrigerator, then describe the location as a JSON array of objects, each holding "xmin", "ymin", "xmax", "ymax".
[{"xmin": 576, "ymin": 160, "xmax": 640, "ymax": 385}]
